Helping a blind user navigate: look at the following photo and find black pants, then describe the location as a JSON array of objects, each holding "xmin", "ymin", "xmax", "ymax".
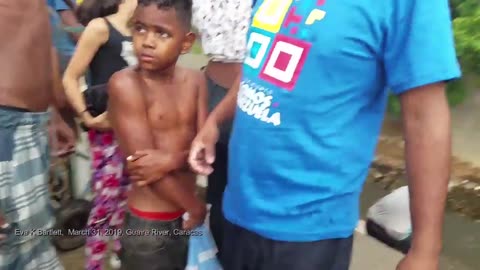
[
  {"xmin": 119, "ymin": 212, "xmax": 188, "ymax": 270},
  {"xmin": 206, "ymin": 143, "xmax": 229, "ymax": 258},
  {"xmin": 221, "ymin": 219, "xmax": 354, "ymax": 270}
]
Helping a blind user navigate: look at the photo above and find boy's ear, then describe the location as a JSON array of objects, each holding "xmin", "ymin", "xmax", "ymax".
[{"xmin": 181, "ymin": 32, "xmax": 196, "ymax": 54}]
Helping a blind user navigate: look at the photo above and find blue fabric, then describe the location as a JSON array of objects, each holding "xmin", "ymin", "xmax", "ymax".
[
  {"xmin": 223, "ymin": 0, "xmax": 461, "ymax": 242},
  {"xmin": 185, "ymin": 224, "xmax": 222, "ymax": 270},
  {"xmin": 48, "ymin": 0, "xmax": 76, "ymax": 56},
  {"xmin": 53, "ymin": 0, "xmax": 69, "ymax": 11}
]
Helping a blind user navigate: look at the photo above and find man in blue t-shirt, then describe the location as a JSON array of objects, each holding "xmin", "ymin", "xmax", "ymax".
[{"xmin": 130, "ymin": 0, "xmax": 461, "ymax": 269}]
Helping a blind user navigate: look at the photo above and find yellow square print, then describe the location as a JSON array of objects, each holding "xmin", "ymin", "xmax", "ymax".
[{"xmin": 252, "ymin": 0, "xmax": 293, "ymax": 34}]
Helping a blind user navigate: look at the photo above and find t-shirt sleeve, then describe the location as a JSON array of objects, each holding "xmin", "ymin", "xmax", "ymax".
[
  {"xmin": 383, "ymin": 0, "xmax": 461, "ymax": 95},
  {"xmin": 54, "ymin": 0, "xmax": 69, "ymax": 11}
]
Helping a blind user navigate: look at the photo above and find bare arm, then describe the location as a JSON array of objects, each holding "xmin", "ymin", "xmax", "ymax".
[
  {"xmin": 206, "ymin": 72, "xmax": 241, "ymax": 125},
  {"xmin": 108, "ymin": 72, "xmax": 204, "ymax": 215},
  {"xmin": 62, "ymin": 18, "xmax": 108, "ymax": 116},
  {"xmin": 51, "ymin": 47, "xmax": 66, "ymax": 109},
  {"xmin": 400, "ymin": 83, "xmax": 451, "ymax": 257},
  {"xmin": 196, "ymin": 72, "xmax": 209, "ymax": 130},
  {"xmin": 58, "ymin": 9, "xmax": 82, "ymax": 41}
]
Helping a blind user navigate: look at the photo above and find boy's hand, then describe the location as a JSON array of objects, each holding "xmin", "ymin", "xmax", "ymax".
[
  {"xmin": 189, "ymin": 119, "xmax": 219, "ymax": 175},
  {"xmin": 127, "ymin": 150, "xmax": 188, "ymax": 186},
  {"xmin": 182, "ymin": 202, "xmax": 207, "ymax": 230}
]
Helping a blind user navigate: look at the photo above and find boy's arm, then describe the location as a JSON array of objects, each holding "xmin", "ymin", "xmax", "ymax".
[{"xmin": 107, "ymin": 72, "xmax": 204, "ymax": 215}]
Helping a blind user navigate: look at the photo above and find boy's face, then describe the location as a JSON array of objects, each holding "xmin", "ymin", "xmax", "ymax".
[{"xmin": 132, "ymin": 5, "xmax": 195, "ymax": 71}]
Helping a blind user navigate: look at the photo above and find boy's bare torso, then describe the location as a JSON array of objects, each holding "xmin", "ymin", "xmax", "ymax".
[
  {"xmin": 0, "ymin": 0, "xmax": 52, "ymax": 111},
  {"xmin": 126, "ymin": 67, "xmax": 201, "ymax": 212}
]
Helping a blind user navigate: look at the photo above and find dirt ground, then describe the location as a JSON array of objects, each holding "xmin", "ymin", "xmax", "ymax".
[{"xmin": 374, "ymin": 118, "xmax": 480, "ymax": 220}]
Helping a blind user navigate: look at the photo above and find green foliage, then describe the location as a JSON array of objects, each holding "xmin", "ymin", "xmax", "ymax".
[
  {"xmin": 387, "ymin": 0, "xmax": 479, "ymax": 115},
  {"xmin": 453, "ymin": 10, "xmax": 480, "ymax": 74}
]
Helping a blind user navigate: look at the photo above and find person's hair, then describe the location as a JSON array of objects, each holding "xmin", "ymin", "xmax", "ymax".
[
  {"xmin": 76, "ymin": 0, "xmax": 122, "ymax": 25},
  {"xmin": 137, "ymin": 0, "xmax": 192, "ymax": 28}
]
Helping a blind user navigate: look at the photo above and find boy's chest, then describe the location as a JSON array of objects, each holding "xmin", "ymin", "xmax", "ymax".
[{"xmin": 145, "ymin": 83, "xmax": 198, "ymax": 128}]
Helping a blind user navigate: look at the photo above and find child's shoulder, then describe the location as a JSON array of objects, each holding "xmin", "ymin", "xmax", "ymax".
[
  {"xmin": 108, "ymin": 67, "xmax": 140, "ymax": 94},
  {"xmin": 176, "ymin": 66, "xmax": 205, "ymax": 86},
  {"xmin": 177, "ymin": 66, "xmax": 202, "ymax": 77}
]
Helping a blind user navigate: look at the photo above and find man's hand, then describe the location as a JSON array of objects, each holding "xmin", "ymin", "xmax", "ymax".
[
  {"xmin": 0, "ymin": 215, "xmax": 8, "ymax": 241},
  {"xmin": 188, "ymin": 119, "xmax": 220, "ymax": 175},
  {"xmin": 182, "ymin": 202, "xmax": 207, "ymax": 230},
  {"xmin": 127, "ymin": 149, "xmax": 189, "ymax": 186},
  {"xmin": 49, "ymin": 110, "xmax": 77, "ymax": 157},
  {"xmin": 396, "ymin": 251, "xmax": 439, "ymax": 270}
]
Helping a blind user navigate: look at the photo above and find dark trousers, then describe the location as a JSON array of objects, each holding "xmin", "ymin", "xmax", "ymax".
[
  {"xmin": 221, "ymin": 219, "xmax": 354, "ymax": 270},
  {"xmin": 206, "ymin": 143, "xmax": 229, "ymax": 258},
  {"xmin": 119, "ymin": 212, "xmax": 188, "ymax": 270}
]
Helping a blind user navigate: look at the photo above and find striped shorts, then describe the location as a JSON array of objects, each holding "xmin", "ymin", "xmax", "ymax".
[{"xmin": 0, "ymin": 107, "xmax": 63, "ymax": 270}]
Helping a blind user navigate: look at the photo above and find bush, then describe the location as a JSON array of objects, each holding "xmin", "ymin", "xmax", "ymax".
[{"xmin": 387, "ymin": 1, "xmax": 479, "ymax": 115}]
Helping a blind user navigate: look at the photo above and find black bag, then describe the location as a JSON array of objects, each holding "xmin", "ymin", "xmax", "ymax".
[{"xmin": 83, "ymin": 84, "xmax": 108, "ymax": 117}]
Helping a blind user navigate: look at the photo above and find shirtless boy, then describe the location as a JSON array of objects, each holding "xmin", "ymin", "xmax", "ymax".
[{"xmin": 107, "ymin": 0, "xmax": 207, "ymax": 269}]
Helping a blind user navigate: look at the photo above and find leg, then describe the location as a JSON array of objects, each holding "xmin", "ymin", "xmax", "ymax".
[
  {"xmin": 220, "ymin": 219, "xmax": 265, "ymax": 270},
  {"xmin": 206, "ymin": 143, "xmax": 228, "ymax": 256},
  {"xmin": 109, "ymin": 146, "xmax": 130, "ymax": 254},
  {"xmin": 264, "ymin": 236, "xmax": 353, "ymax": 270},
  {"xmin": 0, "ymin": 110, "xmax": 63, "ymax": 270},
  {"xmin": 221, "ymin": 219, "xmax": 353, "ymax": 270},
  {"xmin": 85, "ymin": 131, "xmax": 120, "ymax": 270},
  {"xmin": 119, "ymin": 213, "xmax": 188, "ymax": 270}
]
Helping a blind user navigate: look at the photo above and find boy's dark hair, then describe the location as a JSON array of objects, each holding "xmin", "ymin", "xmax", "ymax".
[
  {"xmin": 138, "ymin": 0, "xmax": 193, "ymax": 28},
  {"xmin": 76, "ymin": 0, "xmax": 122, "ymax": 25}
]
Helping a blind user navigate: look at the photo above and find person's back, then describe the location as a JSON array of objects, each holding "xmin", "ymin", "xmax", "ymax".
[
  {"xmin": 0, "ymin": 0, "xmax": 52, "ymax": 111},
  {"xmin": 108, "ymin": 1, "xmax": 207, "ymax": 269}
]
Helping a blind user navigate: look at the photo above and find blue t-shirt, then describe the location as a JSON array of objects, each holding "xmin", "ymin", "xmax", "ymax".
[
  {"xmin": 223, "ymin": 0, "xmax": 461, "ymax": 241},
  {"xmin": 48, "ymin": 0, "xmax": 76, "ymax": 57}
]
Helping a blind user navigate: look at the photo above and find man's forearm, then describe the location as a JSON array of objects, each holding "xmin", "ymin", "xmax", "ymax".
[
  {"xmin": 209, "ymin": 73, "xmax": 241, "ymax": 125},
  {"xmin": 59, "ymin": 10, "xmax": 82, "ymax": 41},
  {"xmin": 402, "ymin": 88, "xmax": 451, "ymax": 256}
]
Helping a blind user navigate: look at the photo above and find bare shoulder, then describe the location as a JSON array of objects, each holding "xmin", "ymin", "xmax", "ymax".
[
  {"xmin": 179, "ymin": 67, "xmax": 206, "ymax": 89},
  {"xmin": 108, "ymin": 68, "xmax": 142, "ymax": 99},
  {"xmin": 83, "ymin": 18, "xmax": 109, "ymax": 40}
]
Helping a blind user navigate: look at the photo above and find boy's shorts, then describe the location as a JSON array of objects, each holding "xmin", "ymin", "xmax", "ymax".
[{"xmin": 119, "ymin": 210, "xmax": 188, "ymax": 270}]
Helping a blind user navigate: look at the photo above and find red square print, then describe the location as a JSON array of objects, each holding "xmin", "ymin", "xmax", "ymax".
[
  {"xmin": 274, "ymin": 52, "xmax": 292, "ymax": 71},
  {"xmin": 259, "ymin": 34, "xmax": 311, "ymax": 91}
]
